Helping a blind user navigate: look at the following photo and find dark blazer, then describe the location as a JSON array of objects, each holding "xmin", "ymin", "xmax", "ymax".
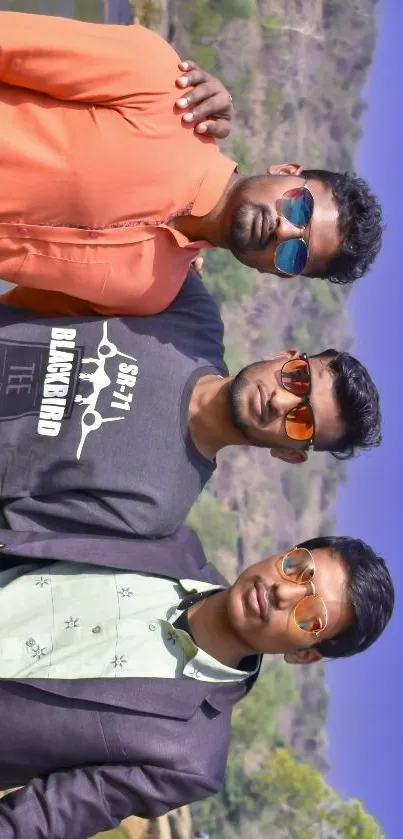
[{"xmin": 0, "ymin": 526, "xmax": 258, "ymax": 839}]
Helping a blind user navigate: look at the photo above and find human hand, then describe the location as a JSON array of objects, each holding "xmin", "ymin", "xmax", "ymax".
[{"xmin": 176, "ymin": 60, "xmax": 234, "ymax": 139}]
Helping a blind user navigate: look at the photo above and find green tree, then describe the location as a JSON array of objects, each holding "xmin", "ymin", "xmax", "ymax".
[
  {"xmin": 186, "ymin": 489, "xmax": 240, "ymax": 565},
  {"xmin": 201, "ymin": 248, "xmax": 255, "ymax": 304},
  {"xmin": 250, "ymin": 748, "xmax": 385, "ymax": 839},
  {"xmin": 192, "ymin": 666, "xmax": 297, "ymax": 835}
]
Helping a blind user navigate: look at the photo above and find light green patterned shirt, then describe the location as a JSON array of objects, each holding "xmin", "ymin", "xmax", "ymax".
[{"xmin": 0, "ymin": 562, "xmax": 258, "ymax": 683}]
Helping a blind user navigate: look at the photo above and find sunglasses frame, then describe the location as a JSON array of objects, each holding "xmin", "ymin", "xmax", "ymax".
[
  {"xmin": 273, "ymin": 183, "xmax": 314, "ymax": 277},
  {"xmin": 280, "ymin": 547, "xmax": 328, "ymax": 637},
  {"xmin": 280, "ymin": 353, "xmax": 315, "ymax": 449}
]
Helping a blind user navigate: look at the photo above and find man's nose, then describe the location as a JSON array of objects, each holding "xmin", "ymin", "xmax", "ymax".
[
  {"xmin": 273, "ymin": 580, "xmax": 309, "ymax": 610},
  {"xmin": 276, "ymin": 214, "xmax": 303, "ymax": 242},
  {"xmin": 270, "ymin": 387, "xmax": 302, "ymax": 416}
]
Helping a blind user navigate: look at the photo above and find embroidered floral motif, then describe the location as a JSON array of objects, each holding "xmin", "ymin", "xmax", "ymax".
[
  {"xmin": 31, "ymin": 645, "xmax": 47, "ymax": 660},
  {"xmin": 64, "ymin": 617, "xmax": 80, "ymax": 629},
  {"xmin": 111, "ymin": 654, "xmax": 127, "ymax": 669},
  {"xmin": 117, "ymin": 586, "xmax": 133, "ymax": 599},
  {"xmin": 34, "ymin": 577, "xmax": 50, "ymax": 589}
]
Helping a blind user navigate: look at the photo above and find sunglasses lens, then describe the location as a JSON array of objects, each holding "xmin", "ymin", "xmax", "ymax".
[
  {"xmin": 282, "ymin": 549, "xmax": 315, "ymax": 583},
  {"xmin": 294, "ymin": 595, "xmax": 327, "ymax": 634},
  {"xmin": 275, "ymin": 239, "xmax": 308, "ymax": 275},
  {"xmin": 285, "ymin": 403, "xmax": 314, "ymax": 441},
  {"xmin": 281, "ymin": 187, "xmax": 314, "ymax": 227},
  {"xmin": 281, "ymin": 358, "xmax": 311, "ymax": 396}
]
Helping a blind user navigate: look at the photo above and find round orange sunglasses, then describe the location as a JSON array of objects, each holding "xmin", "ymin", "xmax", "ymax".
[{"xmin": 279, "ymin": 547, "xmax": 328, "ymax": 637}]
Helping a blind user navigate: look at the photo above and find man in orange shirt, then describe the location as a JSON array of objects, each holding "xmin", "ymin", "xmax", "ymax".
[{"xmin": 0, "ymin": 12, "xmax": 383, "ymax": 318}]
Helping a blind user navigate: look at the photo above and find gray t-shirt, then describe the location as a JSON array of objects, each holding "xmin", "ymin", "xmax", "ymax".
[{"xmin": 0, "ymin": 272, "xmax": 227, "ymax": 537}]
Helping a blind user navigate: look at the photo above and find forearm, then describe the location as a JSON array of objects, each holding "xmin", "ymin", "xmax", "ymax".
[
  {"xmin": 0, "ymin": 765, "xmax": 140, "ymax": 839},
  {"xmin": 0, "ymin": 763, "xmax": 212, "ymax": 839}
]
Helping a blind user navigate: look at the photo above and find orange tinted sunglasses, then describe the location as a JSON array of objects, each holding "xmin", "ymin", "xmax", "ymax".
[
  {"xmin": 280, "ymin": 354, "xmax": 315, "ymax": 447},
  {"xmin": 280, "ymin": 547, "xmax": 328, "ymax": 636}
]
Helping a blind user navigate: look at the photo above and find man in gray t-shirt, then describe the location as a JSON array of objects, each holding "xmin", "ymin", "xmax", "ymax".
[
  {"xmin": 0, "ymin": 271, "xmax": 382, "ymax": 537},
  {"xmin": 0, "ymin": 272, "xmax": 226, "ymax": 536}
]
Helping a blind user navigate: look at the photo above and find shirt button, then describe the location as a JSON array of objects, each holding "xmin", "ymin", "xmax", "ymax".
[
  {"xmin": 26, "ymin": 637, "xmax": 36, "ymax": 648},
  {"xmin": 92, "ymin": 625, "xmax": 102, "ymax": 634},
  {"xmin": 89, "ymin": 231, "xmax": 99, "ymax": 239},
  {"xmin": 18, "ymin": 226, "xmax": 28, "ymax": 235},
  {"xmin": 148, "ymin": 622, "xmax": 157, "ymax": 632}
]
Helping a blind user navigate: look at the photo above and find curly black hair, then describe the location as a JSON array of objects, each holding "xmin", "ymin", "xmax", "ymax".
[{"xmin": 301, "ymin": 168, "xmax": 384, "ymax": 284}]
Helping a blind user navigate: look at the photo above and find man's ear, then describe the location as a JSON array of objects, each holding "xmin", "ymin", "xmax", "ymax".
[
  {"xmin": 271, "ymin": 447, "xmax": 308, "ymax": 465},
  {"xmin": 284, "ymin": 648, "xmax": 322, "ymax": 665},
  {"xmin": 270, "ymin": 348, "xmax": 299, "ymax": 363},
  {"xmin": 267, "ymin": 162, "xmax": 303, "ymax": 177}
]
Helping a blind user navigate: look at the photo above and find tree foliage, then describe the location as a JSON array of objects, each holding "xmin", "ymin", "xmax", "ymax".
[
  {"xmin": 201, "ymin": 248, "xmax": 255, "ymax": 305},
  {"xmin": 192, "ymin": 744, "xmax": 385, "ymax": 839}
]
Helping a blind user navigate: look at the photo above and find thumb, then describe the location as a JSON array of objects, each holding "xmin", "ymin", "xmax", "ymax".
[{"xmin": 192, "ymin": 256, "xmax": 204, "ymax": 277}]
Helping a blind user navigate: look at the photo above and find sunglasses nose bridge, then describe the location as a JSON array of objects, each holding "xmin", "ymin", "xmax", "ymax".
[
  {"xmin": 277, "ymin": 213, "xmax": 304, "ymax": 239},
  {"xmin": 275, "ymin": 579, "xmax": 308, "ymax": 608},
  {"xmin": 275, "ymin": 387, "xmax": 303, "ymax": 414}
]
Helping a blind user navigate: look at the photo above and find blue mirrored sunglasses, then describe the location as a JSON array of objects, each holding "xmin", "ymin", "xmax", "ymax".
[{"xmin": 274, "ymin": 187, "xmax": 314, "ymax": 276}]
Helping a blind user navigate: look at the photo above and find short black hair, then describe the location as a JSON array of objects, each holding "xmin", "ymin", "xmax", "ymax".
[
  {"xmin": 298, "ymin": 535, "xmax": 394, "ymax": 659},
  {"xmin": 312, "ymin": 349, "xmax": 382, "ymax": 459},
  {"xmin": 301, "ymin": 168, "xmax": 384, "ymax": 284}
]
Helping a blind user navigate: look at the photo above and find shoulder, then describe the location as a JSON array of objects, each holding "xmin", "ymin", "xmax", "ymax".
[
  {"xmin": 175, "ymin": 526, "xmax": 229, "ymax": 585},
  {"xmin": 123, "ymin": 24, "xmax": 181, "ymax": 69},
  {"xmin": 173, "ymin": 270, "xmax": 222, "ymax": 319},
  {"xmin": 166, "ymin": 271, "xmax": 227, "ymax": 373}
]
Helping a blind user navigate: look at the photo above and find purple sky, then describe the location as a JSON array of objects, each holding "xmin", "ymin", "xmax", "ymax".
[{"xmin": 328, "ymin": 4, "xmax": 402, "ymax": 837}]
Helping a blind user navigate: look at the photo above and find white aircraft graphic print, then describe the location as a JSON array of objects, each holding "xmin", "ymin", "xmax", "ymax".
[{"xmin": 74, "ymin": 321, "xmax": 137, "ymax": 459}]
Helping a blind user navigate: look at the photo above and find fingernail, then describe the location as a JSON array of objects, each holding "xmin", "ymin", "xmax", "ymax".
[
  {"xmin": 179, "ymin": 76, "xmax": 188, "ymax": 86},
  {"xmin": 196, "ymin": 123, "xmax": 207, "ymax": 133},
  {"xmin": 183, "ymin": 112, "xmax": 194, "ymax": 122},
  {"xmin": 177, "ymin": 97, "xmax": 188, "ymax": 108},
  {"xmin": 181, "ymin": 62, "xmax": 189, "ymax": 70}
]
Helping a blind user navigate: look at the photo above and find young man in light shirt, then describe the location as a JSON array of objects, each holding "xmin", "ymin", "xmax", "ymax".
[{"xmin": 0, "ymin": 524, "xmax": 394, "ymax": 839}]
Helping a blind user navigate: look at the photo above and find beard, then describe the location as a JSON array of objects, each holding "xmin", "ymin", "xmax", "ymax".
[
  {"xmin": 228, "ymin": 201, "xmax": 274, "ymax": 253},
  {"xmin": 228, "ymin": 363, "xmax": 272, "ymax": 449},
  {"xmin": 227, "ymin": 188, "xmax": 276, "ymax": 253}
]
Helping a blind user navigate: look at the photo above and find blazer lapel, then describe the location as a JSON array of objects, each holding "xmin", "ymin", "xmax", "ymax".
[
  {"xmin": 17, "ymin": 676, "xmax": 211, "ymax": 718},
  {"xmin": 0, "ymin": 526, "xmax": 227, "ymax": 584},
  {"xmin": 15, "ymin": 674, "xmax": 248, "ymax": 717}
]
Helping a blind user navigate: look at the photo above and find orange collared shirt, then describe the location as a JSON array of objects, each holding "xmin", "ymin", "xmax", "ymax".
[{"xmin": 0, "ymin": 12, "xmax": 237, "ymax": 316}]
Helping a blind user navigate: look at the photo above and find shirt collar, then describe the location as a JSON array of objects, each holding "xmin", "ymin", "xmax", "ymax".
[
  {"xmin": 192, "ymin": 153, "xmax": 237, "ymax": 218},
  {"xmin": 163, "ymin": 152, "xmax": 237, "ymax": 248},
  {"xmin": 166, "ymin": 579, "xmax": 260, "ymax": 684}
]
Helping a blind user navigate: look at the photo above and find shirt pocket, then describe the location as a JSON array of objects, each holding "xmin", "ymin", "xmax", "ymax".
[{"xmin": 13, "ymin": 251, "xmax": 109, "ymax": 303}]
